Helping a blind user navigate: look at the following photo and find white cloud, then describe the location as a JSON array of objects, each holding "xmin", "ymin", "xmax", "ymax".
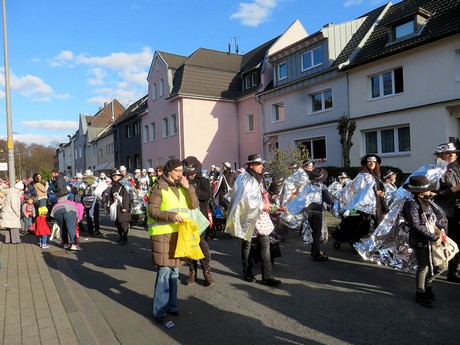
[
  {"xmin": 75, "ymin": 47, "xmax": 152, "ymax": 72},
  {"xmin": 344, "ymin": 0, "xmax": 364, "ymax": 6},
  {"xmin": 21, "ymin": 120, "xmax": 78, "ymax": 131},
  {"xmin": 0, "ymin": 68, "xmax": 54, "ymax": 101},
  {"xmin": 88, "ymin": 68, "xmax": 106, "ymax": 86},
  {"xmin": 10, "ymin": 133, "xmax": 70, "ymax": 146},
  {"xmin": 49, "ymin": 50, "xmax": 74, "ymax": 67},
  {"xmin": 230, "ymin": 0, "xmax": 279, "ymax": 27}
]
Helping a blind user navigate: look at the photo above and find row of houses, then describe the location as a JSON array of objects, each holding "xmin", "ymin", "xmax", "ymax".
[{"xmin": 56, "ymin": 0, "xmax": 460, "ymax": 177}]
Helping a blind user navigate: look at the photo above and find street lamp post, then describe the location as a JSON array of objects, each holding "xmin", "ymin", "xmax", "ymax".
[{"xmin": 1, "ymin": 0, "xmax": 15, "ymax": 186}]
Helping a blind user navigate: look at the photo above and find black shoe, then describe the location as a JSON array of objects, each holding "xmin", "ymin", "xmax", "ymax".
[
  {"xmin": 262, "ymin": 277, "xmax": 282, "ymax": 286},
  {"xmin": 425, "ymin": 286, "xmax": 435, "ymax": 301},
  {"xmin": 244, "ymin": 275, "xmax": 256, "ymax": 283},
  {"xmin": 313, "ymin": 253, "xmax": 329, "ymax": 262},
  {"xmin": 447, "ymin": 272, "xmax": 460, "ymax": 284},
  {"xmin": 154, "ymin": 316, "xmax": 165, "ymax": 324},
  {"xmin": 415, "ymin": 292, "xmax": 432, "ymax": 308},
  {"xmin": 167, "ymin": 310, "xmax": 179, "ymax": 316},
  {"xmin": 92, "ymin": 231, "xmax": 104, "ymax": 238}
]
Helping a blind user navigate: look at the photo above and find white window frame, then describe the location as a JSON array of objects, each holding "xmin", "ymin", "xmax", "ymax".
[
  {"xmin": 271, "ymin": 102, "xmax": 285, "ymax": 123},
  {"xmin": 364, "ymin": 125, "xmax": 411, "ymax": 156},
  {"xmin": 301, "ymin": 46, "xmax": 323, "ymax": 71},
  {"xmin": 297, "ymin": 137, "xmax": 327, "ymax": 160},
  {"xmin": 277, "ymin": 61, "xmax": 287, "ymax": 81},
  {"xmin": 370, "ymin": 67, "xmax": 404, "ymax": 99},
  {"xmin": 170, "ymin": 114, "xmax": 178, "ymax": 135},
  {"xmin": 133, "ymin": 122, "xmax": 140, "ymax": 136},
  {"xmin": 310, "ymin": 89, "xmax": 333, "ymax": 113},
  {"xmin": 144, "ymin": 125, "xmax": 149, "ymax": 143},
  {"xmin": 159, "ymin": 79, "xmax": 164, "ymax": 97},
  {"xmin": 395, "ymin": 20, "xmax": 415, "ymax": 39},
  {"xmin": 246, "ymin": 114, "xmax": 254, "ymax": 132},
  {"xmin": 162, "ymin": 117, "xmax": 169, "ymax": 138}
]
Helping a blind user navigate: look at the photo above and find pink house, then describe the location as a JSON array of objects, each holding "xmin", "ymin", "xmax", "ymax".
[{"xmin": 142, "ymin": 39, "xmax": 278, "ymax": 171}]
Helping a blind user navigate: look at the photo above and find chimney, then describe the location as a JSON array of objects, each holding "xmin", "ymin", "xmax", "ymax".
[{"xmin": 104, "ymin": 101, "xmax": 109, "ymax": 107}]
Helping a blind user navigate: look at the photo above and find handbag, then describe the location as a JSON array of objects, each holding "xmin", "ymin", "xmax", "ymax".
[{"xmin": 425, "ymin": 214, "xmax": 459, "ymax": 268}]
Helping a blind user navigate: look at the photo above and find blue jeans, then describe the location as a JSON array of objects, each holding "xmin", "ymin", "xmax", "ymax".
[
  {"xmin": 153, "ymin": 266, "xmax": 179, "ymax": 317},
  {"xmin": 23, "ymin": 217, "xmax": 32, "ymax": 232},
  {"xmin": 53, "ymin": 209, "xmax": 77, "ymax": 244},
  {"xmin": 39, "ymin": 235, "xmax": 48, "ymax": 246}
]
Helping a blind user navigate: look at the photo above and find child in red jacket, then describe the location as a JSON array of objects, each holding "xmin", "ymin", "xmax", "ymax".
[{"xmin": 36, "ymin": 206, "xmax": 51, "ymax": 249}]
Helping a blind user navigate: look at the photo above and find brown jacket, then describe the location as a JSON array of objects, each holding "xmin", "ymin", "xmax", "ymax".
[{"xmin": 148, "ymin": 175, "xmax": 199, "ymax": 267}]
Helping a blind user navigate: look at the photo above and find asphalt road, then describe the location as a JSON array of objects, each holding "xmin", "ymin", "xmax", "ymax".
[{"xmin": 50, "ymin": 212, "xmax": 460, "ymax": 345}]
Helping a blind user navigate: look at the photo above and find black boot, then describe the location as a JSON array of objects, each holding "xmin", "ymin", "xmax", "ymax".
[
  {"xmin": 415, "ymin": 292, "xmax": 432, "ymax": 308},
  {"xmin": 425, "ymin": 286, "xmax": 435, "ymax": 301}
]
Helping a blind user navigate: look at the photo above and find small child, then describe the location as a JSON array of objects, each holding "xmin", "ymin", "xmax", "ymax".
[
  {"xmin": 36, "ymin": 206, "xmax": 51, "ymax": 249},
  {"xmin": 21, "ymin": 196, "xmax": 36, "ymax": 234}
]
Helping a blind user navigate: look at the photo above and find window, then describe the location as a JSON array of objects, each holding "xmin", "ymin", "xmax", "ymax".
[
  {"xmin": 171, "ymin": 114, "xmax": 178, "ymax": 135},
  {"xmin": 277, "ymin": 62, "xmax": 287, "ymax": 81},
  {"xmin": 114, "ymin": 129, "xmax": 118, "ymax": 142},
  {"xmin": 127, "ymin": 156, "xmax": 133, "ymax": 170},
  {"xmin": 244, "ymin": 73, "xmax": 259, "ymax": 90},
  {"xmin": 395, "ymin": 20, "xmax": 415, "ymax": 39},
  {"xmin": 297, "ymin": 138, "xmax": 326, "ymax": 160},
  {"xmin": 271, "ymin": 102, "xmax": 285, "ymax": 123},
  {"xmin": 311, "ymin": 89, "xmax": 333, "ymax": 112},
  {"xmin": 147, "ymin": 159, "xmax": 153, "ymax": 168},
  {"xmin": 134, "ymin": 154, "xmax": 140, "ymax": 168},
  {"xmin": 133, "ymin": 122, "xmax": 140, "ymax": 136},
  {"xmin": 159, "ymin": 79, "xmax": 164, "ymax": 97},
  {"xmin": 370, "ymin": 67, "xmax": 404, "ymax": 99},
  {"xmin": 126, "ymin": 125, "xmax": 131, "ymax": 138},
  {"xmin": 144, "ymin": 125, "xmax": 149, "ymax": 143},
  {"xmin": 302, "ymin": 46, "xmax": 323, "ymax": 71},
  {"xmin": 245, "ymin": 75, "xmax": 252, "ymax": 89},
  {"xmin": 364, "ymin": 126, "xmax": 411, "ymax": 155},
  {"xmin": 162, "ymin": 117, "xmax": 169, "ymax": 137},
  {"xmin": 152, "ymin": 83, "xmax": 157, "ymax": 100},
  {"xmin": 99, "ymin": 148, "xmax": 103, "ymax": 158},
  {"xmin": 151, "ymin": 122, "xmax": 156, "ymax": 140},
  {"xmin": 456, "ymin": 49, "xmax": 460, "ymax": 81},
  {"xmin": 246, "ymin": 114, "xmax": 254, "ymax": 132},
  {"xmin": 267, "ymin": 141, "xmax": 278, "ymax": 153}
]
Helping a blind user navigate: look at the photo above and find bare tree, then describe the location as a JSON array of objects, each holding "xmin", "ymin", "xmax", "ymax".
[{"xmin": 337, "ymin": 114, "xmax": 356, "ymax": 168}]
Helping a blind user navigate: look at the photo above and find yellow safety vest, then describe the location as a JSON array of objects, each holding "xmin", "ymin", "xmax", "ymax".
[{"xmin": 147, "ymin": 186, "xmax": 190, "ymax": 236}]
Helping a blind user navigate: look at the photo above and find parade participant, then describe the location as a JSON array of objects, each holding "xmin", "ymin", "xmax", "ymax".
[
  {"xmin": 281, "ymin": 162, "xmax": 309, "ymax": 205},
  {"xmin": 383, "ymin": 169, "xmax": 398, "ymax": 207},
  {"xmin": 109, "ymin": 170, "xmax": 132, "ymax": 244},
  {"xmin": 433, "ymin": 143, "xmax": 460, "ymax": 283},
  {"xmin": 304, "ymin": 168, "xmax": 333, "ymax": 261},
  {"xmin": 402, "ymin": 175, "xmax": 447, "ymax": 308},
  {"xmin": 139, "ymin": 169, "xmax": 150, "ymax": 194},
  {"xmin": 209, "ymin": 165, "xmax": 220, "ymax": 181},
  {"xmin": 302, "ymin": 159, "xmax": 314, "ymax": 174},
  {"xmin": 225, "ymin": 153, "xmax": 281, "ymax": 286},
  {"xmin": 214, "ymin": 161, "xmax": 237, "ymax": 211},
  {"xmin": 147, "ymin": 168, "xmax": 156, "ymax": 186},
  {"xmin": 0, "ymin": 181, "xmax": 24, "ymax": 244},
  {"xmin": 182, "ymin": 157, "xmax": 214, "ymax": 286},
  {"xmin": 81, "ymin": 170, "xmax": 103, "ymax": 238},
  {"xmin": 32, "ymin": 173, "xmax": 48, "ymax": 208},
  {"xmin": 147, "ymin": 159, "xmax": 199, "ymax": 324},
  {"xmin": 51, "ymin": 199, "xmax": 84, "ymax": 251},
  {"xmin": 328, "ymin": 172, "xmax": 351, "ymax": 200},
  {"xmin": 51, "ymin": 169, "xmax": 69, "ymax": 201}
]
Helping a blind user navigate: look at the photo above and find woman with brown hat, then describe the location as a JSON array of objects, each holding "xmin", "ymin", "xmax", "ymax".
[
  {"xmin": 433, "ymin": 142, "xmax": 460, "ymax": 283},
  {"xmin": 402, "ymin": 175, "xmax": 447, "ymax": 308}
]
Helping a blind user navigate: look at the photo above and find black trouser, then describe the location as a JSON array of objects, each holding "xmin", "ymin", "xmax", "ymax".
[
  {"xmin": 116, "ymin": 221, "xmax": 129, "ymax": 241},
  {"xmin": 308, "ymin": 211, "xmax": 323, "ymax": 256},
  {"xmin": 447, "ymin": 208, "xmax": 460, "ymax": 274},
  {"xmin": 85, "ymin": 202, "xmax": 100, "ymax": 234},
  {"xmin": 242, "ymin": 235, "xmax": 273, "ymax": 280},
  {"xmin": 186, "ymin": 232, "xmax": 211, "ymax": 272},
  {"xmin": 414, "ymin": 247, "xmax": 446, "ymax": 293}
]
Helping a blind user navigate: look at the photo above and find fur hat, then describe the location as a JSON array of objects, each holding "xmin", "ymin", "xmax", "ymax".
[
  {"xmin": 163, "ymin": 159, "xmax": 183, "ymax": 174},
  {"xmin": 403, "ymin": 175, "xmax": 436, "ymax": 193}
]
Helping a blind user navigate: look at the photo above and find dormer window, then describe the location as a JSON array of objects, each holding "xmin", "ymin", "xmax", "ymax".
[
  {"xmin": 277, "ymin": 62, "xmax": 287, "ymax": 81},
  {"xmin": 388, "ymin": 7, "xmax": 431, "ymax": 43},
  {"xmin": 302, "ymin": 46, "xmax": 323, "ymax": 71}
]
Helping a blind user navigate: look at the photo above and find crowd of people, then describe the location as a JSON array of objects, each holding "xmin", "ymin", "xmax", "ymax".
[{"xmin": 1, "ymin": 142, "xmax": 460, "ymax": 328}]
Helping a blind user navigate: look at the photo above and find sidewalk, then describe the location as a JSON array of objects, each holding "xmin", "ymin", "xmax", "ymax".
[{"xmin": 0, "ymin": 232, "xmax": 118, "ymax": 345}]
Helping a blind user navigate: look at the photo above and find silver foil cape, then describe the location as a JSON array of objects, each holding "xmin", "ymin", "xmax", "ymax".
[
  {"xmin": 225, "ymin": 171, "xmax": 263, "ymax": 240},
  {"xmin": 119, "ymin": 178, "xmax": 147, "ymax": 214},
  {"xmin": 338, "ymin": 172, "xmax": 376, "ymax": 216},
  {"xmin": 281, "ymin": 169, "xmax": 308, "ymax": 206},
  {"xmin": 353, "ymin": 165, "xmax": 447, "ymax": 273},
  {"xmin": 328, "ymin": 181, "xmax": 349, "ymax": 218},
  {"xmin": 281, "ymin": 183, "xmax": 322, "ymax": 229}
]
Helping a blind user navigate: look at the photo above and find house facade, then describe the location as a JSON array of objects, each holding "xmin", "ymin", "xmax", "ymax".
[{"xmin": 343, "ymin": 0, "xmax": 460, "ymax": 172}]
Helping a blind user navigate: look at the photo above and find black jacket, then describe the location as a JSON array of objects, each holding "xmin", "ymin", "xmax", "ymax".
[
  {"xmin": 403, "ymin": 199, "xmax": 445, "ymax": 248},
  {"xmin": 188, "ymin": 174, "xmax": 211, "ymax": 217},
  {"xmin": 434, "ymin": 163, "xmax": 460, "ymax": 218},
  {"xmin": 53, "ymin": 173, "xmax": 69, "ymax": 198}
]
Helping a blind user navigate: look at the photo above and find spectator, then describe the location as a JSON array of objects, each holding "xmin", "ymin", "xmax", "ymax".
[
  {"xmin": 51, "ymin": 169, "xmax": 69, "ymax": 201},
  {"xmin": 109, "ymin": 170, "xmax": 132, "ymax": 244},
  {"xmin": 0, "ymin": 181, "xmax": 24, "ymax": 244}
]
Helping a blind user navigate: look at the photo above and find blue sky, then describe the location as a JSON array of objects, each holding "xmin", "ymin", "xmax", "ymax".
[{"xmin": 0, "ymin": 0, "xmax": 399, "ymax": 147}]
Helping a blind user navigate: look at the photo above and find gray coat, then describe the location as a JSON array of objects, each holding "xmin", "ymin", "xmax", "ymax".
[{"xmin": 0, "ymin": 188, "xmax": 22, "ymax": 229}]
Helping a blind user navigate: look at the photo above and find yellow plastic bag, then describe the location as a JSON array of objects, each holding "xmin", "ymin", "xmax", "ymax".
[{"xmin": 174, "ymin": 219, "xmax": 205, "ymax": 260}]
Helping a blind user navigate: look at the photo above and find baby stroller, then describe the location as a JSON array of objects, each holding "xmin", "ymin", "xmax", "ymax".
[
  {"xmin": 331, "ymin": 213, "xmax": 372, "ymax": 250},
  {"xmin": 206, "ymin": 201, "xmax": 226, "ymax": 240}
]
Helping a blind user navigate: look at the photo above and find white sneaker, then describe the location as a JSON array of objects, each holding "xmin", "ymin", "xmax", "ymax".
[
  {"xmin": 70, "ymin": 244, "xmax": 82, "ymax": 251},
  {"xmin": 63, "ymin": 244, "xmax": 71, "ymax": 249},
  {"xmin": 41, "ymin": 245, "xmax": 49, "ymax": 249}
]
